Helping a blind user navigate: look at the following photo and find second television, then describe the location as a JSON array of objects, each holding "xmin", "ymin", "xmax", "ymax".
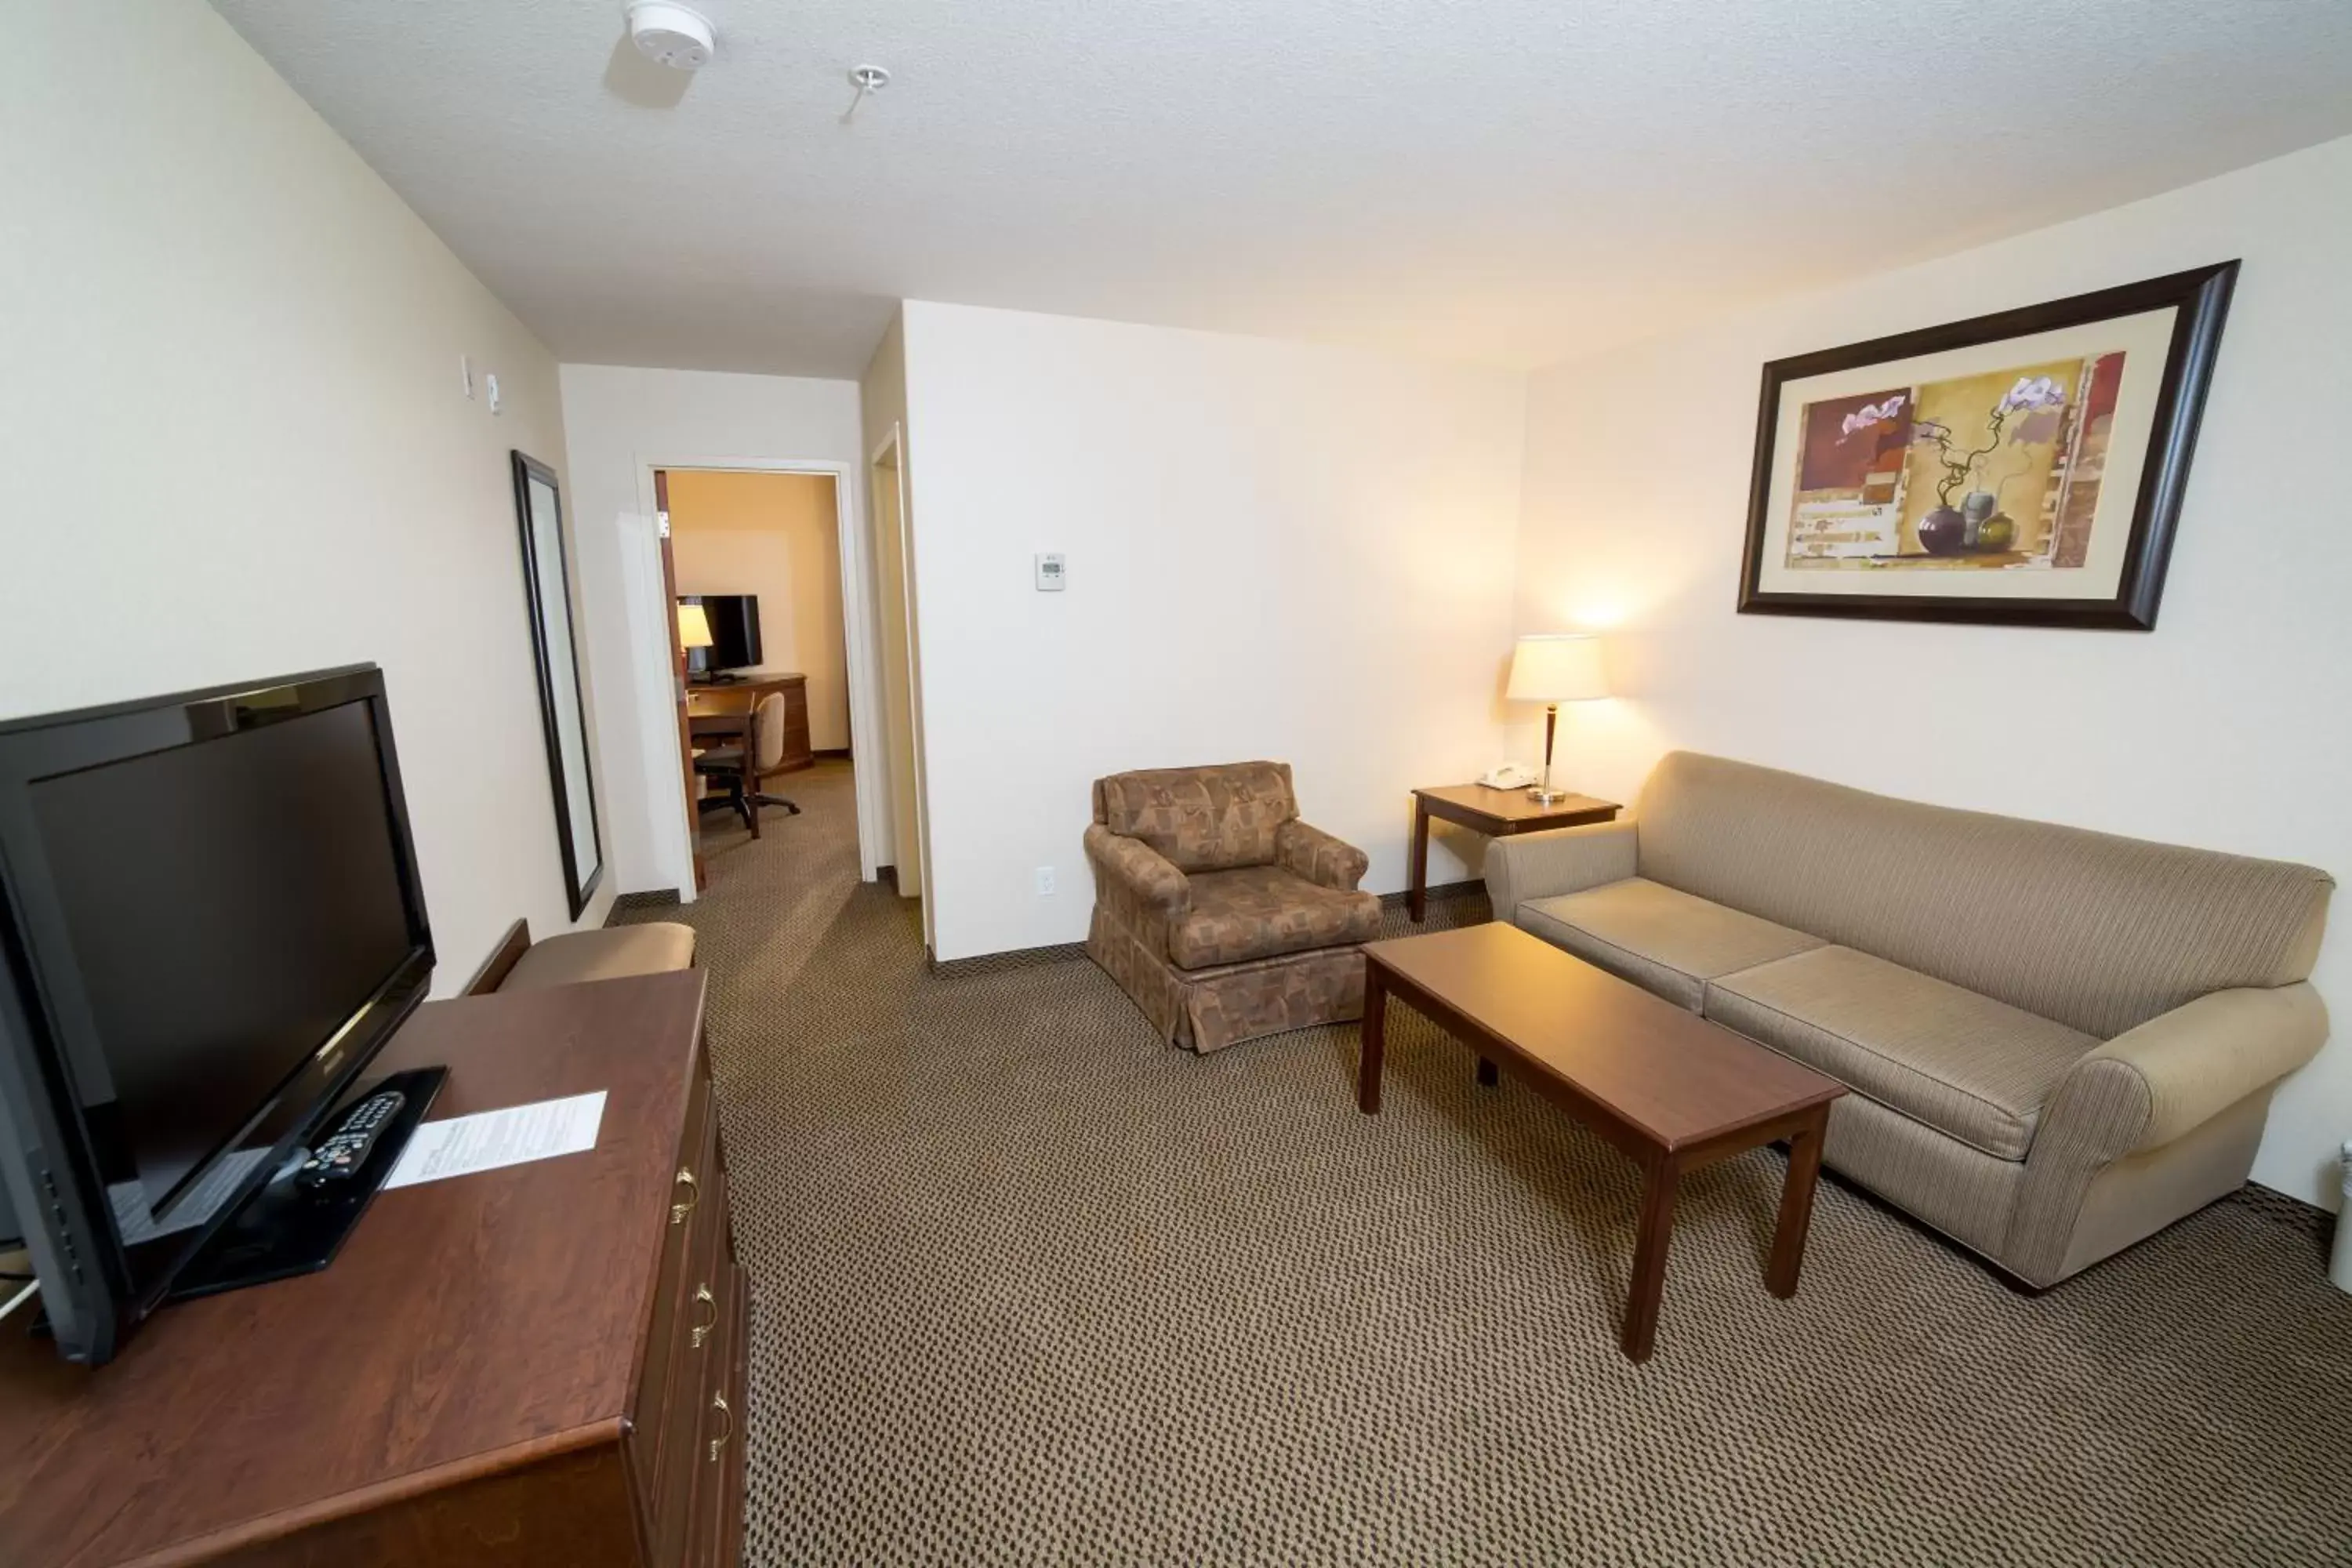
[{"xmin": 680, "ymin": 593, "xmax": 762, "ymax": 681}]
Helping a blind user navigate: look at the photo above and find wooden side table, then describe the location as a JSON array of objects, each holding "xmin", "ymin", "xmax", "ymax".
[{"xmin": 1410, "ymin": 783, "xmax": 1620, "ymax": 921}]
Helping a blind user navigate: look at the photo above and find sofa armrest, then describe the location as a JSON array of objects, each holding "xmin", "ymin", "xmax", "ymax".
[
  {"xmin": 2046, "ymin": 983, "xmax": 2329, "ymax": 1159},
  {"xmin": 1084, "ymin": 823, "xmax": 1192, "ymax": 920},
  {"xmin": 1483, "ymin": 819, "xmax": 1639, "ymax": 921},
  {"xmin": 1276, "ymin": 819, "xmax": 1369, "ymax": 891}
]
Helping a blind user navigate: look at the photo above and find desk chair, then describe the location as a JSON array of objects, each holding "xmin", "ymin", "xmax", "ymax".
[{"xmin": 690, "ymin": 694, "xmax": 800, "ymax": 840}]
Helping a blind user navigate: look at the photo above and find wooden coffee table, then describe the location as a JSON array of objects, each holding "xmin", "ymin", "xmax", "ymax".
[{"xmin": 1357, "ymin": 923, "xmax": 1845, "ymax": 1362}]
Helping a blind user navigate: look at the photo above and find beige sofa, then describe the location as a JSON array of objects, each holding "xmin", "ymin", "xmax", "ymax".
[{"xmin": 1485, "ymin": 752, "xmax": 2333, "ymax": 1287}]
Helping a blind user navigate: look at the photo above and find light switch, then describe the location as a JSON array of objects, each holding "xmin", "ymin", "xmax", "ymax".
[{"xmin": 1034, "ymin": 553, "xmax": 1065, "ymax": 591}]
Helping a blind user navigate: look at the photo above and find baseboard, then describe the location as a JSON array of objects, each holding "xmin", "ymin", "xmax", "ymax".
[
  {"xmin": 1381, "ymin": 880, "xmax": 1483, "ymax": 910},
  {"xmin": 930, "ymin": 942, "xmax": 1089, "ymax": 978},
  {"xmin": 926, "ymin": 882, "xmax": 1495, "ymax": 976}
]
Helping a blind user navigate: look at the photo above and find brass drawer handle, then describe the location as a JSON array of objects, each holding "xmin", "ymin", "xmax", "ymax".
[
  {"xmin": 708, "ymin": 1392, "xmax": 731, "ymax": 1462},
  {"xmin": 671, "ymin": 1167, "xmax": 699, "ymax": 1225},
  {"xmin": 690, "ymin": 1283, "xmax": 717, "ymax": 1348}
]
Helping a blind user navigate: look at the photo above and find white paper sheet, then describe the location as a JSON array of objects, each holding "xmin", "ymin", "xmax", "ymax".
[{"xmin": 381, "ymin": 1091, "xmax": 607, "ymax": 1190}]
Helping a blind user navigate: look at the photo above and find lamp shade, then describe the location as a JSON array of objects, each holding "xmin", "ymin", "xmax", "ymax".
[
  {"xmin": 676, "ymin": 602, "xmax": 715, "ymax": 651},
  {"xmin": 1506, "ymin": 633, "xmax": 1608, "ymax": 703}
]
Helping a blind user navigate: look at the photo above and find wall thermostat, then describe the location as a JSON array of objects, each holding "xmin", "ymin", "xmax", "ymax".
[{"xmin": 1034, "ymin": 554, "xmax": 1065, "ymax": 591}]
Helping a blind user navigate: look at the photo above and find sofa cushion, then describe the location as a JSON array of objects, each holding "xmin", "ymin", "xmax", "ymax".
[
  {"xmin": 1706, "ymin": 946, "xmax": 2098, "ymax": 1160},
  {"xmin": 1517, "ymin": 878, "xmax": 1825, "ymax": 1011},
  {"xmin": 1092, "ymin": 761, "xmax": 1299, "ymax": 873},
  {"xmin": 502, "ymin": 922, "xmax": 696, "ymax": 992},
  {"xmin": 1632, "ymin": 750, "xmax": 2334, "ymax": 1039},
  {"xmin": 1167, "ymin": 865, "xmax": 1378, "ymax": 971}
]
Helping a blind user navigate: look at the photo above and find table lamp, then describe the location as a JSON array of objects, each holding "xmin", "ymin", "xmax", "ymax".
[
  {"xmin": 1505, "ymin": 633, "xmax": 1609, "ymax": 804},
  {"xmin": 676, "ymin": 602, "xmax": 714, "ymax": 681}
]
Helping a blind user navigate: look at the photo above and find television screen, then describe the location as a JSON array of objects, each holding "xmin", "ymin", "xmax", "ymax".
[
  {"xmin": 681, "ymin": 594, "xmax": 762, "ymax": 675},
  {"xmin": 0, "ymin": 666, "xmax": 434, "ymax": 1363},
  {"xmin": 31, "ymin": 700, "xmax": 414, "ymax": 1221}
]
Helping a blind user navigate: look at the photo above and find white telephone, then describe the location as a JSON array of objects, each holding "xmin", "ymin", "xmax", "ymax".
[{"xmin": 1476, "ymin": 762, "xmax": 1537, "ymax": 789}]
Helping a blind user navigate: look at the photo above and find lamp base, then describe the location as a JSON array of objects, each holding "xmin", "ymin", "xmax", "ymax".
[{"xmin": 1524, "ymin": 787, "xmax": 1575, "ymax": 806}]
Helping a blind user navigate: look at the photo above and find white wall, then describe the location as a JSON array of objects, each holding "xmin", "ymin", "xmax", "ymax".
[
  {"xmin": 0, "ymin": 0, "xmax": 612, "ymax": 985},
  {"xmin": 1515, "ymin": 135, "xmax": 2352, "ymax": 1207},
  {"xmin": 557, "ymin": 365, "xmax": 873, "ymax": 895},
  {"xmin": 899, "ymin": 301, "xmax": 1527, "ymax": 962}
]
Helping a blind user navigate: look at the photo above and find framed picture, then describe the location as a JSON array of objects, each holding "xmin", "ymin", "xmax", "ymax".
[
  {"xmin": 510, "ymin": 450, "xmax": 604, "ymax": 919},
  {"xmin": 1737, "ymin": 261, "xmax": 2238, "ymax": 630}
]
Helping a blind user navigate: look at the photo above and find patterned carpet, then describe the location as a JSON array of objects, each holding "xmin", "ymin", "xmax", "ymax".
[{"xmin": 628, "ymin": 761, "xmax": 2352, "ymax": 1566}]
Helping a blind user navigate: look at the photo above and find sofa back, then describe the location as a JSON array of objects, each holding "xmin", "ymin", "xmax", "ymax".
[
  {"xmin": 1092, "ymin": 761, "xmax": 1299, "ymax": 872},
  {"xmin": 1634, "ymin": 752, "xmax": 2333, "ymax": 1039}
]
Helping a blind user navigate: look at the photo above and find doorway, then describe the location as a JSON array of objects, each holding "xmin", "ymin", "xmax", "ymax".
[
  {"xmin": 629, "ymin": 459, "xmax": 884, "ymax": 898},
  {"xmin": 869, "ymin": 427, "xmax": 932, "ymax": 944}
]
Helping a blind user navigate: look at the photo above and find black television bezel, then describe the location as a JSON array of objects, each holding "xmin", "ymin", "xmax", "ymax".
[
  {"xmin": 0, "ymin": 664, "xmax": 434, "ymax": 1365},
  {"xmin": 678, "ymin": 593, "xmax": 763, "ymax": 676}
]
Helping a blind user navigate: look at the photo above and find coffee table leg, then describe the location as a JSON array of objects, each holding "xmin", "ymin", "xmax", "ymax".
[
  {"xmin": 1622, "ymin": 1155, "xmax": 1680, "ymax": 1363},
  {"xmin": 1408, "ymin": 801, "xmax": 1430, "ymax": 923},
  {"xmin": 1766, "ymin": 1108, "xmax": 1829, "ymax": 1298},
  {"xmin": 1475, "ymin": 1057, "xmax": 1497, "ymax": 1087},
  {"xmin": 1357, "ymin": 962, "xmax": 1387, "ymax": 1115}
]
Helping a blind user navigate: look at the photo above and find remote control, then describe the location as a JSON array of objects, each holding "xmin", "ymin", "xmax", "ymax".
[{"xmin": 297, "ymin": 1090, "xmax": 407, "ymax": 1189}]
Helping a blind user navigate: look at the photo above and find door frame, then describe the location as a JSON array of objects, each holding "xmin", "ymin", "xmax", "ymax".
[
  {"xmin": 623, "ymin": 454, "xmax": 887, "ymax": 895},
  {"xmin": 869, "ymin": 423, "xmax": 935, "ymax": 953}
]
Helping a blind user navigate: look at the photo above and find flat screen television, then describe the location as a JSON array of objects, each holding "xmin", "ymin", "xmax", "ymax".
[
  {"xmin": 0, "ymin": 665, "xmax": 434, "ymax": 1364},
  {"xmin": 680, "ymin": 593, "xmax": 762, "ymax": 679}
]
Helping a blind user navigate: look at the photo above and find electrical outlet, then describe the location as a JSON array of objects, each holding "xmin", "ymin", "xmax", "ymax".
[
  {"xmin": 485, "ymin": 372, "xmax": 501, "ymax": 415},
  {"xmin": 1035, "ymin": 866, "xmax": 1055, "ymax": 896}
]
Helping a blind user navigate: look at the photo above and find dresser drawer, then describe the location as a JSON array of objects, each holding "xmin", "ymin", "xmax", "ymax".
[
  {"xmin": 634, "ymin": 1061, "xmax": 714, "ymax": 1437},
  {"xmin": 644, "ymin": 1149, "xmax": 731, "ymax": 1564},
  {"xmin": 627, "ymin": 1051, "xmax": 724, "ymax": 1565},
  {"xmin": 688, "ymin": 1260, "xmax": 751, "ymax": 1566}
]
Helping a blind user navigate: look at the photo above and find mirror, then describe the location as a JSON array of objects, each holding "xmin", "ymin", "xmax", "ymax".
[{"xmin": 510, "ymin": 451, "xmax": 604, "ymax": 918}]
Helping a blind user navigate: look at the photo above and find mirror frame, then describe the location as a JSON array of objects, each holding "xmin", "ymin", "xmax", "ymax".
[{"xmin": 509, "ymin": 450, "xmax": 604, "ymax": 919}]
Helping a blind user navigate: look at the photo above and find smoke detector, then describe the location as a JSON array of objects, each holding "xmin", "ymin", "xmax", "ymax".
[{"xmin": 626, "ymin": 2, "xmax": 715, "ymax": 71}]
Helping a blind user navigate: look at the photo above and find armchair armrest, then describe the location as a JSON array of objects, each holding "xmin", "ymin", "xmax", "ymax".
[
  {"xmin": 1276, "ymin": 819, "xmax": 1369, "ymax": 891},
  {"xmin": 1483, "ymin": 819, "xmax": 1639, "ymax": 921},
  {"xmin": 1083, "ymin": 823, "xmax": 1192, "ymax": 920},
  {"xmin": 2047, "ymin": 983, "xmax": 2329, "ymax": 1158}
]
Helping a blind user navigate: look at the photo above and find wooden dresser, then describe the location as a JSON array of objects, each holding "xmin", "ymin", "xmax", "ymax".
[{"xmin": 0, "ymin": 970, "xmax": 749, "ymax": 1567}]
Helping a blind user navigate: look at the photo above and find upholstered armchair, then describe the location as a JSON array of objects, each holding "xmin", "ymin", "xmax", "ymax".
[{"xmin": 1085, "ymin": 761, "xmax": 1381, "ymax": 1053}]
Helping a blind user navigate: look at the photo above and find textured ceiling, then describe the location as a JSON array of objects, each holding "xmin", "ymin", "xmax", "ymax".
[{"xmin": 209, "ymin": 0, "xmax": 2352, "ymax": 379}]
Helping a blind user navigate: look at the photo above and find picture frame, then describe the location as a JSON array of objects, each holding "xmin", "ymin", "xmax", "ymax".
[
  {"xmin": 510, "ymin": 450, "xmax": 604, "ymax": 919},
  {"xmin": 1736, "ymin": 261, "xmax": 2238, "ymax": 630}
]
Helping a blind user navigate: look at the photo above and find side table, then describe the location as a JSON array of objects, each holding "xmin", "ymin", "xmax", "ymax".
[{"xmin": 1410, "ymin": 783, "xmax": 1620, "ymax": 921}]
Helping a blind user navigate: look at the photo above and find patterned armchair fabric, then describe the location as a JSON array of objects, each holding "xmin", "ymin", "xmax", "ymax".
[
  {"xmin": 1169, "ymin": 866, "xmax": 1381, "ymax": 970},
  {"xmin": 1087, "ymin": 762, "xmax": 1377, "ymax": 1054},
  {"xmin": 1092, "ymin": 761, "xmax": 1300, "ymax": 872}
]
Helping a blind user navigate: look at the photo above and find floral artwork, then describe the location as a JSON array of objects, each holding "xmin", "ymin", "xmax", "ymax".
[
  {"xmin": 1784, "ymin": 356, "xmax": 2122, "ymax": 570},
  {"xmin": 1737, "ymin": 262, "xmax": 2237, "ymax": 628}
]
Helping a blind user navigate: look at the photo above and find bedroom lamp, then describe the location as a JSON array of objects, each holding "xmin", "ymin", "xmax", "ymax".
[
  {"xmin": 1505, "ymin": 633, "xmax": 1610, "ymax": 804},
  {"xmin": 676, "ymin": 602, "xmax": 714, "ymax": 677}
]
